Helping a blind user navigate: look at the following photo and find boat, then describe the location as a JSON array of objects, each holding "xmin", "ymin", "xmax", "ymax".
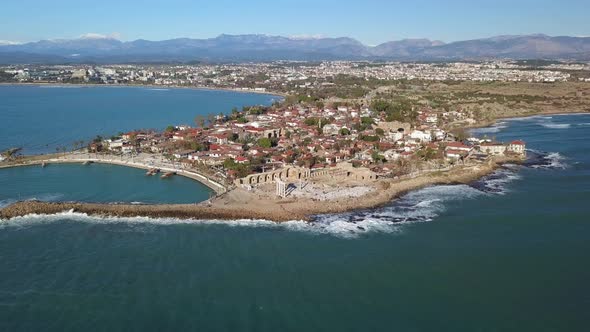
[
  {"xmin": 161, "ymin": 171, "xmax": 176, "ymax": 179},
  {"xmin": 146, "ymin": 168, "xmax": 160, "ymax": 176},
  {"xmin": 82, "ymin": 160, "xmax": 93, "ymax": 165},
  {"xmin": 41, "ymin": 162, "xmax": 47, "ymax": 168}
]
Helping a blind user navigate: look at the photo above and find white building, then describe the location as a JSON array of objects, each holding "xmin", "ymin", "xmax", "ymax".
[
  {"xmin": 508, "ymin": 140, "xmax": 526, "ymax": 154},
  {"xmin": 409, "ymin": 130, "xmax": 432, "ymax": 142},
  {"xmin": 480, "ymin": 143, "xmax": 506, "ymax": 155}
]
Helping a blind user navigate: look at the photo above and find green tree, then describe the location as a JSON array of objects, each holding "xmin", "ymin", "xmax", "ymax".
[
  {"xmin": 371, "ymin": 150, "xmax": 386, "ymax": 163},
  {"xmin": 258, "ymin": 137, "xmax": 273, "ymax": 148}
]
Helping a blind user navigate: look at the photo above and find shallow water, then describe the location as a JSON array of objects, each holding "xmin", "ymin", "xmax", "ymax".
[
  {"xmin": 1, "ymin": 114, "xmax": 589, "ymax": 330},
  {"xmin": 0, "ymin": 163, "xmax": 213, "ymax": 207}
]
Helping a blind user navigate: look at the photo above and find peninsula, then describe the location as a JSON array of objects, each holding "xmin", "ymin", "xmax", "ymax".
[{"xmin": 2, "ymin": 60, "xmax": 590, "ymax": 221}]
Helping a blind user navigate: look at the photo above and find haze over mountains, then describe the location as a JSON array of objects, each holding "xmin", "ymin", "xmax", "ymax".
[{"xmin": 0, "ymin": 33, "xmax": 589, "ymax": 64}]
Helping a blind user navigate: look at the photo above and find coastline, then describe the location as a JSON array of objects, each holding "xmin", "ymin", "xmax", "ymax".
[
  {"xmin": 2, "ymin": 112, "xmax": 583, "ymax": 223},
  {"xmin": 0, "ymin": 82, "xmax": 287, "ymax": 98},
  {"xmin": 0, "ymin": 155, "xmax": 519, "ymax": 222}
]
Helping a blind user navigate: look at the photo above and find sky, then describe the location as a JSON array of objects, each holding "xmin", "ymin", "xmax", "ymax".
[{"xmin": 1, "ymin": 0, "xmax": 588, "ymax": 45}]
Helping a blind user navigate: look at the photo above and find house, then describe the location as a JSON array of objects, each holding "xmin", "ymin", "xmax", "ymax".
[
  {"xmin": 409, "ymin": 130, "xmax": 432, "ymax": 142},
  {"xmin": 322, "ymin": 123, "xmax": 341, "ymax": 136},
  {"xmin": 173, "ymin": 150, "xmax": 194, "ymax": 159},
  {"xmin": 445, "ymin": 149, "xmax": 467, "ymax": 159},
  {"xmin": 508, "ymin": 140, "xmax": 526, "ymax": 154},
  {"xmin": 445, "ymin": 142, "xmax": 472, "ymax": 153},
  {"xmin": 480, "ymin": 143, "xmax": 507, "ymax": 155},
  {"xmin": 121, "ymin": 144, "xmax": 135, "ymax": 154},
  {"xmin": 235, "ymin": 156, "xmax": 249, "ymax": 164}
]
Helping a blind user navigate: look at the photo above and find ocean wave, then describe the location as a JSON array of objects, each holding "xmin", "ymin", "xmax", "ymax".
[
  {"xmin": 508, "ymin": 115, "xmax": 553, "ymax": 122},
  {"xmin": 530, "ymin": 152, "xmax": 568, "ymax": 169},
  {"xmin": 471, "ymin": 122, "xmax": 508, "ymax": 134},
  {"xmin": 0, "ymin": 178, "xmax": 521, "ymax": 239},
  {"xmin": 309, "ymin": 184, "xmax": 487, "ymax": 237},
  {"xmin": 470, "ymin": 169, "xmax": 522, "ymax": 195},
  {"xmin": 1, "ymin": 186, "xmax": 481, "ymax": 239},
  {"xmin": 146, "ymin": 88, "xmax": 169, "ymax": 91},
  {"xmin": 538, "ymin": 122, "xmax": 571, "ymax": 129}
]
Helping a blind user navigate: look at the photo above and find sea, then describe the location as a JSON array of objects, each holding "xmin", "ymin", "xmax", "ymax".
[{"xmin": 1, "ymin": 85, "xmax": 589, "ymax": 331}]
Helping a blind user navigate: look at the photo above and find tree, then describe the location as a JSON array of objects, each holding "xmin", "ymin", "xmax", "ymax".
[
  {"xmin": 194, "ymin": 115, "xmax": 205, "ymax": 128},
  {"xmin": 258, "ymin": 137, "xmax": 273, "ymax": 148},
  {"xmin": 452, "ymin": 127, "xmax": 469, "ymax": 142},
  {"xmin": 371, "ymin": 150, "xmax": 386, "ymax": 163},
  {"xmin": 361, "ymin": 116, "xmax": 374, "ymax": 125},
  {"xmin": 165, "ymin": 125, "xmax": 175, "ymax": 132},
  {"xmin": 339, "ymin": 128, "xmax": 351, "ymax": 136},
  {"xmin": 375, "ymin": 128, "xmax": 385, "ymax": 136}
]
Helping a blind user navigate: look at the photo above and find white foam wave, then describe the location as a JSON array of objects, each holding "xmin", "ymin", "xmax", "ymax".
[
  {"xmin": 508, "ymin": 115, "xmax": 553, "ymax": 122},
  {"xmin": 531, "ymin": 152, "xmax": 568, "ymax": 169},
  {"xmin": 311, "ymin": 184, "xmax": 486, "ymax": 237},
  {"xmin": 478, "ymin": 169, "xmax": 523, "ymax": 195},
  {"xmin": 146, "ymin": 88, "xmax": 169, "ymax": 91},
  {"xmin": 471, "ymin": 122, "xmax": 508, "ymax": 134},
  {"xmin": 539, "ymin": 122, "xmax": 571, "ymax": 129},
  {"xmin": 0, "ymin": 181, "xmax": 516, "ymax": 239}
]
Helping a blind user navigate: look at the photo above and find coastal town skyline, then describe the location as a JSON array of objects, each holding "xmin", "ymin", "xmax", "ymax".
[{"xmin": 1, "ymin": 0, "xmax": 589, "ymax": 45}]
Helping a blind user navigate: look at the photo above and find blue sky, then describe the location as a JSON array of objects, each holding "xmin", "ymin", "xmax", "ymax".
[{"xmin": 1, "ymin": 0, "xmax": 588, "ymax": 44}]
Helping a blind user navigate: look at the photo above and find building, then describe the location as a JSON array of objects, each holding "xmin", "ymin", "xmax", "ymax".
[
  {"xmin": 480, "ymin": 143, "xmax": 507, "ymax": 155},
  {"xmin": 508, "ymin": 140, "xmax": 526, "ymax": 154}
]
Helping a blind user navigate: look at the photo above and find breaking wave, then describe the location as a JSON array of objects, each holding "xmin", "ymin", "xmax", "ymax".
[
  {"xmin": 539, "ymin": 122, "xmax": 571, "ymax": 129},
  {"xmin": 0, "ymin": 151, "xmax": 567, "ymax": 239},
  {"xmin": 470, "ymin": 121, "xmax": 508, "ymax": 134},
  {"xmin": 470, "ymin": 169, "xmax": 522, "ymax": 195},
  {"xmin": 525, "ymin": 150, "xmax": 568, "ymax": 169},
  {"xmin": 0, "ymin": 182, "xmax": 505, "ymax": 239}
]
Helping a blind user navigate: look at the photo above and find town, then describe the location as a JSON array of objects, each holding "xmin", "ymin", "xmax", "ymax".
[
  {"xmin": 79, "ymin": 98, "xmax": 526, "ymax": 199},
  {"xmin": 2, "ymin": 60, "xmax": 589, "ymax": 94}
]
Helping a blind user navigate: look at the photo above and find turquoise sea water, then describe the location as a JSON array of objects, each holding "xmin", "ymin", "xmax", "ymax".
[
  {"xmin": 1, "ymin": 86, "xmax": 589, "ymax": 331},
  {"xmin": 0, "ymin": 163, "xmax": 213, "ymax": 207},
  {"xmin": 0, "ymin": 85, "xmax": 278, "ymax": 155}
]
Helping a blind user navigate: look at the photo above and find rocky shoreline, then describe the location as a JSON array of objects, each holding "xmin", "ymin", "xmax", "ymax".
[{"xmin": 0, "ymin": 156, "xmax": 520, "ymax": 222}]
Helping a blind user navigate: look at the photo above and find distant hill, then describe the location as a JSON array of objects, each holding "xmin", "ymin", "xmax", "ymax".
[{"xmin": 1, "ymin": 33, "xmax": 589, "ymax": 64}]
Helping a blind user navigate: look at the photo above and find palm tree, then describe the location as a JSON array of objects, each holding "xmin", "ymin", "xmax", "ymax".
[
  {"xmin": 195, "ymin": 115, "xmax": 205, "ymax": 128},
  {"xmin": 207, "ymin": 113, "xmax": 216, "ymax": 127}
]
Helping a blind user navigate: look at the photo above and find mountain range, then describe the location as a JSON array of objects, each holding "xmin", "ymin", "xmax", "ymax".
[{"xmin": 1, "ymin": 33, "xmax": 589, "ymax": 64}]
